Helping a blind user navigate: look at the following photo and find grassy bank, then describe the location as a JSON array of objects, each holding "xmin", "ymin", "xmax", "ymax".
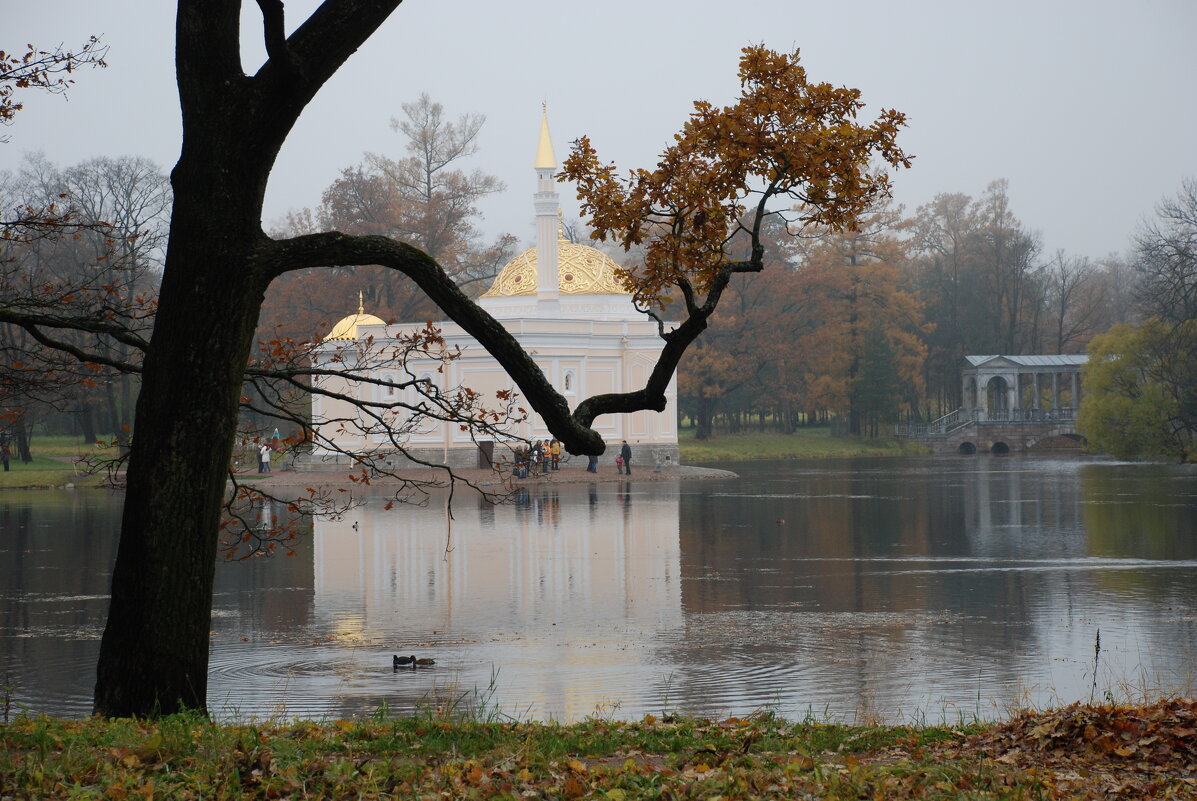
[
  {"xmin": 4, "ymin": 700, "xmax": 1195, "ymax": 799},
  {"xmin": 0, "ymin": 435, "xmax": 278, "ymax": 489},
  {"xmin": 679, "ymin": 427, "xmax": 927, "ymax": 463},
  {"xmin": 0, "ymin": 435, "xmax": 119, "ymax": 489}
]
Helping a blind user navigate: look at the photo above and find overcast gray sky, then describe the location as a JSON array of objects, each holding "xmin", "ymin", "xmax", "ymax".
[{"xmin": 4, "ymin": 1, "xmax": 1195, "ymax": 261}]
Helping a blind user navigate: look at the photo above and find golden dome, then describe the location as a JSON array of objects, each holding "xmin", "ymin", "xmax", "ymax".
[
  {"xmin": 323, "ymin": 294, "xmax": 386, "ymax": 341},
  {"xmin": 481, "ymin": 238, "xmax": 630, "ymax": 298}
]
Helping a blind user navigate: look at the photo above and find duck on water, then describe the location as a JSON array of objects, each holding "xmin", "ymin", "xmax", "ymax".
[{"xmin": 393, "ymin": 655, "xmax": 435, "ymax": 668}]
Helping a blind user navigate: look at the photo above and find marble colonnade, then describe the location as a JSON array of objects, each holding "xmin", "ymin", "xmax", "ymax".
[{"xmin": 960, "ymin": 355, "xmax": 1088, "ymax": 422}]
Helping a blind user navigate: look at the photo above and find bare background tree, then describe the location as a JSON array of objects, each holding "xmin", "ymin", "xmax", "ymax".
[{"xmin": 259, "ymin": 93, "xmax": 515, "ymax": 343}]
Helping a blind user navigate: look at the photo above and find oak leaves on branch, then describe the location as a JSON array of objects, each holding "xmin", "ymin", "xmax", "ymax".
[{"xmin": 561, "ymin": 46, "xmax": 911, "ymax": 314}]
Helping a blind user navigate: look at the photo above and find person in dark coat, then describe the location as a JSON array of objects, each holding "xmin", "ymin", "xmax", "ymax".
[{"xmin": 620, "ymin": 440, "xmax": 632, "ymax": 476}]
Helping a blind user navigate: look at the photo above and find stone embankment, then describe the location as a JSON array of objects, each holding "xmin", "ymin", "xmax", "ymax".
[{"xmin": 248, "ymin": 461, "xmax": 736, "ymax": 490}]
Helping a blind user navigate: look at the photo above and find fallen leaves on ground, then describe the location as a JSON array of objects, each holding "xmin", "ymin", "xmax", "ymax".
[
  {"xmin": 929, "ymin": 697, "xmax": 1197, "ymax": 798},
  {"xmin": 3, "ymin": 701, "xmax": 1197, "ymax": 799}
]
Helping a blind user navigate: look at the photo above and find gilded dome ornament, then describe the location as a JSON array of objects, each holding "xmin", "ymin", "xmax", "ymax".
[
  {"xmin": 481, "ymin": 240, "xmax": 629, "ymax": 297},
  {"xmin": 323, "ymin": 291, "xmax": 387, "ymax": 340}
]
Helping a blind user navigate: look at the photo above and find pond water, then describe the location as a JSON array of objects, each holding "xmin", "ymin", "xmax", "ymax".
[{"xmin": 3, "ymin": 455, "xmax": 1197, "ymax": 723}]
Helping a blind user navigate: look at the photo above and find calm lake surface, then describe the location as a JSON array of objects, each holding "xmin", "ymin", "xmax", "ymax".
[{"xmin": 3, "ymin": 455, "xmax": 1196, "ymax": 723}]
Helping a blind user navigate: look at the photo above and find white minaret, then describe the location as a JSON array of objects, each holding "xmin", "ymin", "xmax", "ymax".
[{"xmin": 533, "ymin": 104, "xmax": 561, "ymax": 315}]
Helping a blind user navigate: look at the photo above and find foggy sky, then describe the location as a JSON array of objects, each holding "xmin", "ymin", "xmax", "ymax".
[{"xmin": 4, "ymin": 0, "xmax": 1195, "ymax": 262}]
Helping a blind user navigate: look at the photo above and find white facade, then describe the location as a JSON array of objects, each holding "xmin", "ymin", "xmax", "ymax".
[{"xmin": 307, "ymin": 111, "xmax": 679, "ymax": 469}]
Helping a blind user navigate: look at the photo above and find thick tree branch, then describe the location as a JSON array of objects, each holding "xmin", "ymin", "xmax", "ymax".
[
  {"xmin": 2, "ymin": 321, "xmax": 143, "ymax": 374},
  {"xmin": 0, "ymin": 308, "xmax": 151, "ymax": 352},
  {"xmin": 255, "ymin": 0, "xmax": 290, "ymax": 65},
  {"xmin": 252, "ymin": 0, "xmax": 404, "ymax": 107}
]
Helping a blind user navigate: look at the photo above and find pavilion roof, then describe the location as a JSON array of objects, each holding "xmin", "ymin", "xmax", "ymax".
[{"xmin": 964, "ymin": 354, "xmax": 1089, "ymax": 368}]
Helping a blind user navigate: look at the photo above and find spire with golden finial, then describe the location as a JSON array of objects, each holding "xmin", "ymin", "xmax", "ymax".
[{"xmin": 534, "ymin": 101, "xmax": 556, "ymax": 170}]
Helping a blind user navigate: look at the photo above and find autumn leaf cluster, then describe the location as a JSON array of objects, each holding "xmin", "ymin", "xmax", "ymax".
[
  {"xmin": 561, "ymin": 45, "xmax": 911, "ymax": 310},
  {"xmin": 0, "ymin": 38, "xmax": 107, "ymax": 135},
  {"xmin": 933, "ymin": 698, "xmax": 1197, "ymax": 798}
]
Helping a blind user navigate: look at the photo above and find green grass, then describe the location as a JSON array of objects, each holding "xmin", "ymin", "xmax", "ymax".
[
  {"xmin": 0, "ymin": 435, "xmax": 120, "ymax": 489},
  {"xmin": 678, "ymin": 426, "xmax": 928, "ymax": 463},
  {"xmin": 2, "ymin": 711, "xmax": 1042, "ymax": 801}
]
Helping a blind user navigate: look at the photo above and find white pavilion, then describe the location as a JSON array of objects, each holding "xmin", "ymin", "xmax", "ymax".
[{"xmin": 307, "ymin": 112, "xmax": 679, "ymax": 470}]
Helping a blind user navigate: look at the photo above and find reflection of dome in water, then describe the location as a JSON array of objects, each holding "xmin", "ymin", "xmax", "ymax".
[
  {"xmin": 323, "ymin": 296, "xmax": 386, "ymax": 341},
  {"xmin": 481, "ymin": 236, "xmax": 629, "ymax": 298}
]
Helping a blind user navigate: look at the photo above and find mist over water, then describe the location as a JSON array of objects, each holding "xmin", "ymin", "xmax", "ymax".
[{"xmin": 3, "ymin": 455, "xmax": 1196, "ymax": 723}]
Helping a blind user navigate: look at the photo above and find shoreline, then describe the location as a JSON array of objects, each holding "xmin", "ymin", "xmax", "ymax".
[{"xmin": 245, "ymin": 461, "xmax": 738, "ymax": 491}]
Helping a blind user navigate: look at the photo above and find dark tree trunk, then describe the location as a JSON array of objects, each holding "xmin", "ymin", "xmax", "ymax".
[
  {"xmin": 103, "ymin": 382, "xmax": 119, "ymax": 442},
  {"xmin": 93, "ymin": 143, "xmax": 272, "ymax": 715},
  {"xmin": 779, "ymin": 396, "xmax": 794, "ymax": 434},
  {"xmin": 116, "ymin": 373, "xmax": 135, "ymax": 455},
  {"xmin": 77, "ymin": 405, "xmax": 97, "ymax": 445},
  {"xmin": 695, "ymin": 388, "xmax": 713, "ymax": 441},
  {"xmin": 93, "ymin": 0, "xmax": 314, "ymax": 715},
  {"xmin": 16, "ymin": 418, "xmax": 32, "ymax": 463}
]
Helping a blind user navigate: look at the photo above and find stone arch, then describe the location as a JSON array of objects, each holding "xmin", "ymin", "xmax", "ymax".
[
  {"xmin": 958, "ymin": 441, "xmax": 977, "ymax": 455},
  {"xmin": 986, "ymin": 376, "xmax": 1010, "ymax": 415},
  {"xmin": 991, "ymin": 441, "xmax": 1010, "ymax": 455}
]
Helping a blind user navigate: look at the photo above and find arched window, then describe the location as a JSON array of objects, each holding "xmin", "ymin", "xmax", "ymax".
[{"xmin": 563, "ymin": 370, "xmax": 575, "ymax": 393}]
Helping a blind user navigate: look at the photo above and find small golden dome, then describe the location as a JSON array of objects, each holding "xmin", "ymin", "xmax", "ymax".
[
  {"xmin": 323, "ymin": 294, "xmax": 386, "ymax": 341},
  {"xmin": 481, "ymin": 239, "xmax": 629, "ymax": 298}
]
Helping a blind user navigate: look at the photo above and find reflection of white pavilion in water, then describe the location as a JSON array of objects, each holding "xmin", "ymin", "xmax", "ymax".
[
  {"xmin": 312, "ymin": 485, "xmax": 682, "ymax": 718},
  {"xmin": 308, "ymin": 110, "xmax": 679, "ymax": 469}
]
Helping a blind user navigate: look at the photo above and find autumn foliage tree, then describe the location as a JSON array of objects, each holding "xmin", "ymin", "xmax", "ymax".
[
  {"xmin": 675, "ymin": 216, "xmax": 813, "ymax": 438},
  {"xmin": 562, "ymin": 45, "xmax": 910, "ymax": 429},
  {"xmin": 674, "ymin": 204, "xmax": 927, "ymax": 437},
  {"xmin": 789, "ymin": 207, "xmax": 928, "ymax": 434}
]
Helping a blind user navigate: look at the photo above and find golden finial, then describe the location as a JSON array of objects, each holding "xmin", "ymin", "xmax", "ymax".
[{"xmin": 357, "ymin": 290, "xmax": 364, "ymax": 316}]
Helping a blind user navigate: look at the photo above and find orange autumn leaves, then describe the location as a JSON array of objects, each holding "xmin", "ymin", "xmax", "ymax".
[{"xmin": 561, "ymin": 45, "xmax": 911, "ymax": 311}]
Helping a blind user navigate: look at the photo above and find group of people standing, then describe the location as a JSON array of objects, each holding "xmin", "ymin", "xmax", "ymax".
[
  {"xmin": 515, "ymin": 439, "xmax": 562, "ymax": 477},
  {"xmin": 511, "ymin": 438, "xmax": 634, "ymax": 477}
]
